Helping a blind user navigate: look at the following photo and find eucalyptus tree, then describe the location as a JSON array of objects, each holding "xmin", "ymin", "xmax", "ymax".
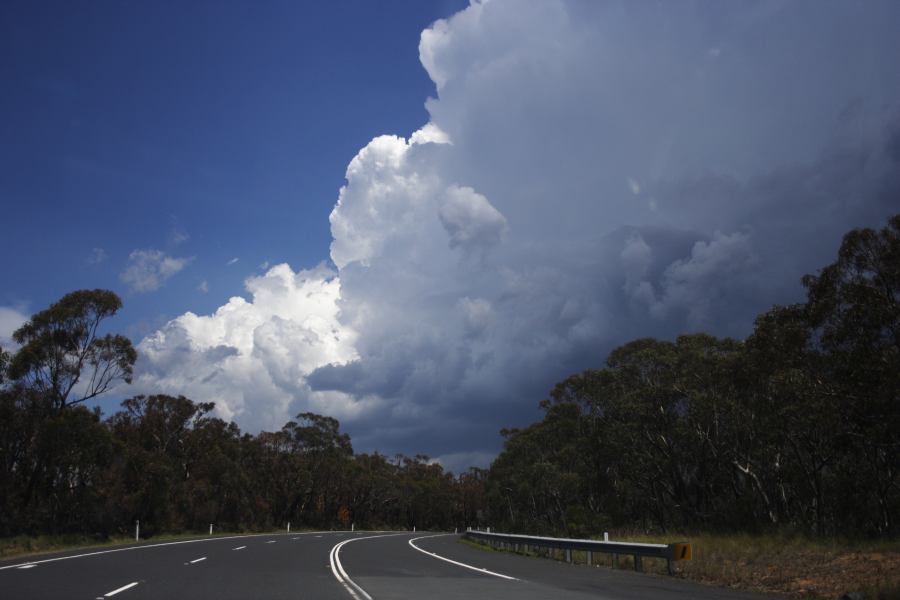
[{"xmin": 7, "ymin": 289, "xmax": 136, "ymax": 412}]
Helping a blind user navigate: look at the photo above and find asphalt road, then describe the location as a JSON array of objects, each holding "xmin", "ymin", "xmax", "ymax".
[{"xmin": 0, "ymin": 531, "xmax": 779, "ymax": 600}]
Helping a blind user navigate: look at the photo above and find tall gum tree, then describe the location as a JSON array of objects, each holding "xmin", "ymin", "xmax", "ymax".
[{"xmin": 7, "ymin": 289, "xmax": 137, "ymax": 412}]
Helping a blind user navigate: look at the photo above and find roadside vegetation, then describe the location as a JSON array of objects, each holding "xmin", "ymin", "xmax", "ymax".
[
  {"xmin": 465, "ymin": 532, "xmax": 900, "ymax": 599},
  {"xmin": 1, "ymin": 214, "xmax": 897, "ymax": 598}
]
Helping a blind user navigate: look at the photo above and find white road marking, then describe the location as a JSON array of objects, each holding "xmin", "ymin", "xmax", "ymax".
[
  {"xmin": 291, "ymin": 537, "xmax": 300, "ymax": 540},
  {"xmin": 232, "ymin": 546, "xmax": 246, "ymax": 551},
  {"xmin": 103, "ymin": 581, "xmax": 139, "ymax": 597},
  {"xmin": 16, "ymin": 564, "xmax": 36, "ymax": 569},
  {"xmin": 408, "ymin": 534, "xmax": 518, "ymax": 580},
  {"xmin": 314, "ymin": 535, "xmax": 322, "ymax": 538},
  {"xmin": 0, "ymin": 531, "xmax": 336, "ymax": 571},
  {"xmin": 329, "ymin": 533, "xmax": 409, "ymax": 600},
  {"xmin": 189, "ymin": 557, "xmax": 207, "ymax": 563},
  {"xmin": 266, "ymin": 540, "xmax": 277, "ymax": 544}
]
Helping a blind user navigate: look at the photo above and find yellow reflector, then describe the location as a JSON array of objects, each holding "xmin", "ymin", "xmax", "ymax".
[{"xmin": 672, "ymin": 543, "xmax": 692, "ymax": 561}]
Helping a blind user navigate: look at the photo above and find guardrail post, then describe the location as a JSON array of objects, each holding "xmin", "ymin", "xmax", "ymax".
[
  {"xmin": 634, "ymin": 555, "xmax": 643, "ymax": 572},
  {"xmin": 565, "ymin": 549, "xmax": 572, "ymax": 563},
  {"xmin": 587, "ymin": 550, "xmax": 593, "ymax": 565}
]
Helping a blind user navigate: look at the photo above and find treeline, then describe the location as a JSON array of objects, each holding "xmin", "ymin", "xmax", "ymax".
[
  {"xmin": 485, "ymin": 214, "xmax": 900, "ymax": 538},
  {"xmin": 0, "ymin": 292, "xmax": 484, "ymax": 537},
  {"xmin": 0, "ymin": 391, "xmax": 486, "ymax": 536},
  {"xmin": 2, "ymin": 214, "xmax": 897, "ymax": 541}
]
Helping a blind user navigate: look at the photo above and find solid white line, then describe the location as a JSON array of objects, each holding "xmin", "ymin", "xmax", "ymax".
[
  {"xmin": 329, "ymin": 533, "xmax": 409, "ymax": 600},
  {"xmin": 104, "ymin": 581, "xmax": 139, "ymax": 597},
  {"xmin": 0, "ymin": 531, "xmax": 337, "ymax": 571},
  {"xmin": 189, "ymin": 557, "xmax": 206, "ymax": 564},
  {"xmin": 17, "ymin": 564, "xmax": 36, "ymax": 569},
  {"xmin": 233, "ymin": 546, "xmax": 246, "ymax": 551},
  {"xmin": 408, "ymin": 534, "xmax": 518, "ymax": 580}
]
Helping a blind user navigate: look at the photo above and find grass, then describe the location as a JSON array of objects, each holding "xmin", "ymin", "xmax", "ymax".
[{"xmin": 464, "ymin": 531, "xmax": 900, "ymax": 600}]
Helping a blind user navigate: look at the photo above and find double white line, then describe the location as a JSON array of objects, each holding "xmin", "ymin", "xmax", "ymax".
[
  {"xmin": 329, "ymin": 532, "xmax": 516, "ymax": 600},
  {"xmin": 329, "ymin": 534, "xmax": 405, "ymax": 600}
]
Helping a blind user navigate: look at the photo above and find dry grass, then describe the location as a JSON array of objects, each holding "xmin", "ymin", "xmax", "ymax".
[
  {"xmin": 625, "ymin": 532, "xmax": 900, "ymax": 600},
  {"xmin": 0, "ymin": 534, "xmax": 135, "ymax": 560},
  {"xmin": 466, "ymin": 532, "xmax": 900, "ymax": 599}
]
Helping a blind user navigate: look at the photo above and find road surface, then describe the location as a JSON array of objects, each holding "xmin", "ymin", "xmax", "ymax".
[{"xmin": 0, "ymin": 531, "xmax": 778, "ymax": 599}]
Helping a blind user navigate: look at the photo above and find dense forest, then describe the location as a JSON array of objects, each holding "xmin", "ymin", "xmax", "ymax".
[
  {"xmin": 0, "ymin": 214, "xmax": 897, "ymax": 540},
  {"xmin": 486, "ymin": 214, "xmax": 900, "ymax": 538}
]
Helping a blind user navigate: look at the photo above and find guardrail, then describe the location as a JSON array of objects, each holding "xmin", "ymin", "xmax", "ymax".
[{"xmin": 463, "ymin": 529, "xmax": 691, "ymax": 575}]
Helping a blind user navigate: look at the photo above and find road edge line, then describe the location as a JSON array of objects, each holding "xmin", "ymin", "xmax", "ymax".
[{"xmin": 408, "ymin": 534, "xmax": 518, "ymax": 581}]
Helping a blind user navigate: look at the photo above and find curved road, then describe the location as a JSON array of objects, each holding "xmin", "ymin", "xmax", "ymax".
[{"xmin": 0, "ymin": 531, "xmax": 777, "ymax": 599}]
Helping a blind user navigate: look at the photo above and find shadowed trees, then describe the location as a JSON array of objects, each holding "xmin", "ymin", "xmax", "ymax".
[{"xmin": 485, "ymin": 214, "xmax": 900, "ymax": 538}]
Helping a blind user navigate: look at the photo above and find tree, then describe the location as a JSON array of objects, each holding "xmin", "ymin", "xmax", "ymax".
[
  {"xmin": 0, "ymin": 345, "xmax": 9, "ymax": 384},
  {"xmin": 7, "ymin": 290, "xmax": 137, "ymax": 412},
  {"xmin": 800, "ymin": 214, "xmax": 900, "ymax": 534}
]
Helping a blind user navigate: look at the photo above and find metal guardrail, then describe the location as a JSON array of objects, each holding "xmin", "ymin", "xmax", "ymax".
[{"xmin": 463, "ymin": 529, "xmax": 691, "ymax": 575}]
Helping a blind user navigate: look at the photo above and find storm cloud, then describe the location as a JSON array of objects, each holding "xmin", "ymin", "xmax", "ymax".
[{"xmin": 134, "ymin": 0, "xmax": 900, "ymax": 473}]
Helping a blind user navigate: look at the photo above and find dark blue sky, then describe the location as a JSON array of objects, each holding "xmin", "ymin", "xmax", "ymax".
[{"xmin": 1, "ymin": 0, "xmax": 465, "ymax": 335}]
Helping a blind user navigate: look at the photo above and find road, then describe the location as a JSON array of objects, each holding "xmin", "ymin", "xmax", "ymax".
[{"xmin": 0, "ymin": 531, "xmax": 778, "ymax": 599}]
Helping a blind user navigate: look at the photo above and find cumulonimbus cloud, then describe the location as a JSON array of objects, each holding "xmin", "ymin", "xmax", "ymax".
[{"xmin": 133, "ymin": 0, "xmax": 900, "ymax": 469}]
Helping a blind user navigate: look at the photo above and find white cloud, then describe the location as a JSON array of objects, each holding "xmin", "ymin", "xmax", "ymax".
[
  {"xmin": 134, "ymin": 263, "xmax": 362, "ymax": 431},
  {"xmin": 198, "ymin": 280, "xmax": 209, "ymax": 294},
  {"xmin": 170, "ymin": 228, "xmax": 189, "ymax": 245},
  {"xmin": 0, "ymin": 306, "xmax": 29, "ymax": 350},
  {"xmin": 120, "ymin": 249, "xmax": 193, "ymax": 293},
  {"xmin": 226, "ymin": 257, "xmax": 239, "ymax": 266},
  {"xmin": 438, "ymin": 185, "xmax": 507, "ymax": 254},
  {"xmin": 136, "ymin": 0, "xmax": 900, "ymax": 464},
  {"xmin": 87, "ymin": 247, "xmax": 107, "ymax": 265}
]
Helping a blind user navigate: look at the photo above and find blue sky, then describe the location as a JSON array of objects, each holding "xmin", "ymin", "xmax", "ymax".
[
  {"xmin": 3, "ymin": 1, "xmax": 899, "ymax": 472},
  {"xmin": 1, "ymin": 0, "xmax": 464, "ymax": 333}
]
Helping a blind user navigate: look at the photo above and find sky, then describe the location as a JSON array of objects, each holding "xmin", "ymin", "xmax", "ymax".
[{"xmin": 3, "ymin": 0, "xmax": 900, "ymax": 473}]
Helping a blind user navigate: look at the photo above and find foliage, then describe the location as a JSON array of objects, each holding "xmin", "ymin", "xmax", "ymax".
[
  {"xmin": 7, "ymin": 290, "xmax": 136, "ymax": 412},
  {"xmin": 485, "ymin": 214, "xmax": 900, "ymax": 538}
]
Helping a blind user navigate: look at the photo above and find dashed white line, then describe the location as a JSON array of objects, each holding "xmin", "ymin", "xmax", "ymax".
[
  {"xmin": 103, "ymin": 581, "xmax": 140, "ymax": 597},
  {"xmin": 266, "ymin": 540, "xmax": 277, "ymax": 544},
  {"xmin": 233, "ymin": 545, "xmax": 246, "ymax": 551},
  {"xmin": 189, "ymin": 557, "xmax": 207, "ymax": 564},
  {"xmin": 291, "ymin": 537, "xmax": 300, "ymax": 540},
  {"xmin": 0, "ymin": 531, "xmax": 319, "ymax": 571},
  {"xmin": 408, "ymin": 534, "xmax": 517, "ymax": 580},
  {"xmin": 0, "ymin": 532, "xmax": 330, "ymax": 571}
]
